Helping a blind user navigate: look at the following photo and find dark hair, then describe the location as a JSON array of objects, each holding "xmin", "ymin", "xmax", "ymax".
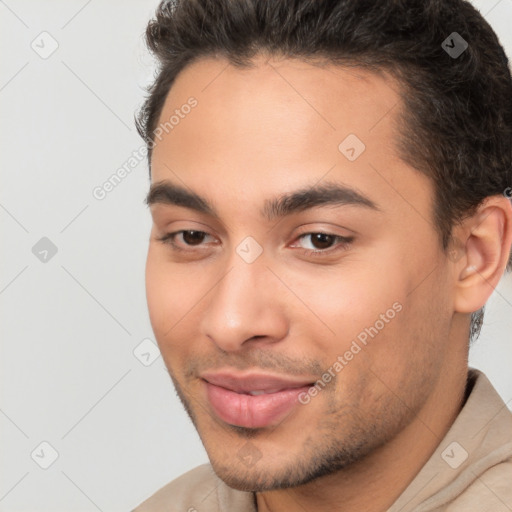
[{"xmin": 136, "ymin": 0, "xmax": 512, "ymax": 343}]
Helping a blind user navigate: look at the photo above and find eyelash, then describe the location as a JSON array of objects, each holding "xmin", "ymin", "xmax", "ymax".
[{"xmin": 156, "ymin": 230, "xmax": 354, "ymax": 257}]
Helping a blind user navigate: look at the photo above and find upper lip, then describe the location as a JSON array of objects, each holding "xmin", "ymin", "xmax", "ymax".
[{"xmin": 201, "ymin": 370, "xmax": 315, "ymax": 393}]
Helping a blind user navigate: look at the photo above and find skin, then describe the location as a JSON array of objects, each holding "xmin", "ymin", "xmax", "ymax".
[{"xmin": 145, "ymin": 55, "xmax": 512, "ymax": 512}]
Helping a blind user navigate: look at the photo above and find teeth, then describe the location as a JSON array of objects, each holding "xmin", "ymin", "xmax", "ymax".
[{"xmin": 247, "ymin": 389, "xmax": 281, "ymax": 395}]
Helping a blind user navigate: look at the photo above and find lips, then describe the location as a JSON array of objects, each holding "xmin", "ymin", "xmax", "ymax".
[{"xmin": 201, "ymin": 371, "xmax": 315, "ymax": 428}]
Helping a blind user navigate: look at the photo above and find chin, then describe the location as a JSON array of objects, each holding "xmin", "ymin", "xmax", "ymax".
[
  {"xmin": 209, "ymin": 463, "xmax": 287, "ymax": 492},
  {"xmin": 207, "ymin": 451, "xmax": 338, "ymax": 492}
]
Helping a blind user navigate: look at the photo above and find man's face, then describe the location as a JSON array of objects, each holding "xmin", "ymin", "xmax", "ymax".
[{"xmin": 145, "ymin": 56, "xmax": 455, "ymax": 490}]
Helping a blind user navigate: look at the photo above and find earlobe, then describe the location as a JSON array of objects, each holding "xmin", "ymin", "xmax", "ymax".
[{"xmin": 453, "ymin": 196, "xmax": 512, "ymax": 314}]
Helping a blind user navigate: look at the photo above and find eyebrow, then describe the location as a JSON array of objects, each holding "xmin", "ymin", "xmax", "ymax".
[{"xmin": 145, "ymin": 179, "xmax": 380, "ymax": 221}]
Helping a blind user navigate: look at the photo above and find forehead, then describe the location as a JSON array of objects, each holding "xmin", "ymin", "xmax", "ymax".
[
  {"xmin": 150, "ymin": 56, "xmax": 433, "ymax": 224},
  {"xmin": 153, "ymin": 56, "xmax": 401, "ymax": 158}
]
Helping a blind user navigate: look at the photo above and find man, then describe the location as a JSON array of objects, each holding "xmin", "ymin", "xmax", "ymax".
[{"xmin": 133, "ymin": 0, "xmax": 512, "ymax": 510}]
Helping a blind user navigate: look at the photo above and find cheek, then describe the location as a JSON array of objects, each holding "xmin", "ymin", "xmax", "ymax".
[
  {"xmin": 145, "ymin": 247, "xmax": 214, "ymax": 350},
  {"xmin": 288, "ymin": 261, "xmax": 403, "ymax": 351},
  {"xmin": 145, "ymin": 248, "xmax": 167, "ymax": 333},
  {"xmin": 145, "ymin": 254, "xmax": 192, "ymax": 374},
  {"xmin": 345, "ymin": 266, "xmax": 452, "ymax": 399},
  {"xmin": 145, "ymin": 247, "xmax": 188, "ymax": 339}
]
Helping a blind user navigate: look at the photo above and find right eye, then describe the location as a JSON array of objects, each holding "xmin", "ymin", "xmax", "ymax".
[{"xmin": 156, "ymin": 230, "xmax": 216, "ymax": 251}]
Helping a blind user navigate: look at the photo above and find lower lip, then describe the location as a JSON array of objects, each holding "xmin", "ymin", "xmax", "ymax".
[{"xmin": 204, "ymin": 381, "xmax": 311, "ymax": 428}]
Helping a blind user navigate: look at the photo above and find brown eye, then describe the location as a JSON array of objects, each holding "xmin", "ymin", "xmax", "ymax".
[
  {"xmin": 309, "ymin": 233, "xmax": 336, "ymax": 250},
  {"xmin": 156, "ymin": 230, "xmax": 215, "ymax": 250},
  {"xmin": 181, "ymin": 230, "xmax": 207, "ymax": 246},
  {"xmin": 293, "ymin": 232, "xmax": 354, "ymax": 256}
]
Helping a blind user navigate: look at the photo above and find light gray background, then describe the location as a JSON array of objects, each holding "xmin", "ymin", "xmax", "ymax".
[{"xmin": 1, "ymin": 1, "xmax": 511, "ymax": 510}]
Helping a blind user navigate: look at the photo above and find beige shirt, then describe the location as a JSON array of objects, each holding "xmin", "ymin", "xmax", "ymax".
[{"xmin": 133, "ymin": 369, "xmax": 512, "ymax": 511}]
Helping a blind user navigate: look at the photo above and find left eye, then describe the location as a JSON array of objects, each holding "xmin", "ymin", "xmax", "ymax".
[{"xmin": 293, "ymin": 232, "xmax": 353, "ymax": 252}]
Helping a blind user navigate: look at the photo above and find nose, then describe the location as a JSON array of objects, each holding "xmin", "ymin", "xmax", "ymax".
[{"xmin": 199, "ymin": 256, "xmax": 289, "ymax": 352}]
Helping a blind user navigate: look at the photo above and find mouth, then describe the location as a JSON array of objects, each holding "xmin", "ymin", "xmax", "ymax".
[{"xmin": 200, "ymin": 371, "xmax": 316, "ymax": 428}]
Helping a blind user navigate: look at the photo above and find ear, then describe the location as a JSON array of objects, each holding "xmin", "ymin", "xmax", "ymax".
[{"xmin": 453, "ymin": 194, "xmax": 512, "ymax": 314}]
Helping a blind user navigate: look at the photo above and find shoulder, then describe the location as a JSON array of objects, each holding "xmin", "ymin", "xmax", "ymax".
[
  {"xmin": 446, "ymin": 456, "xmax": 512, "ymax": 511},
  {"xmin": 132, "ymin": 464, "xmax": 221, "ymax": 512}
]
